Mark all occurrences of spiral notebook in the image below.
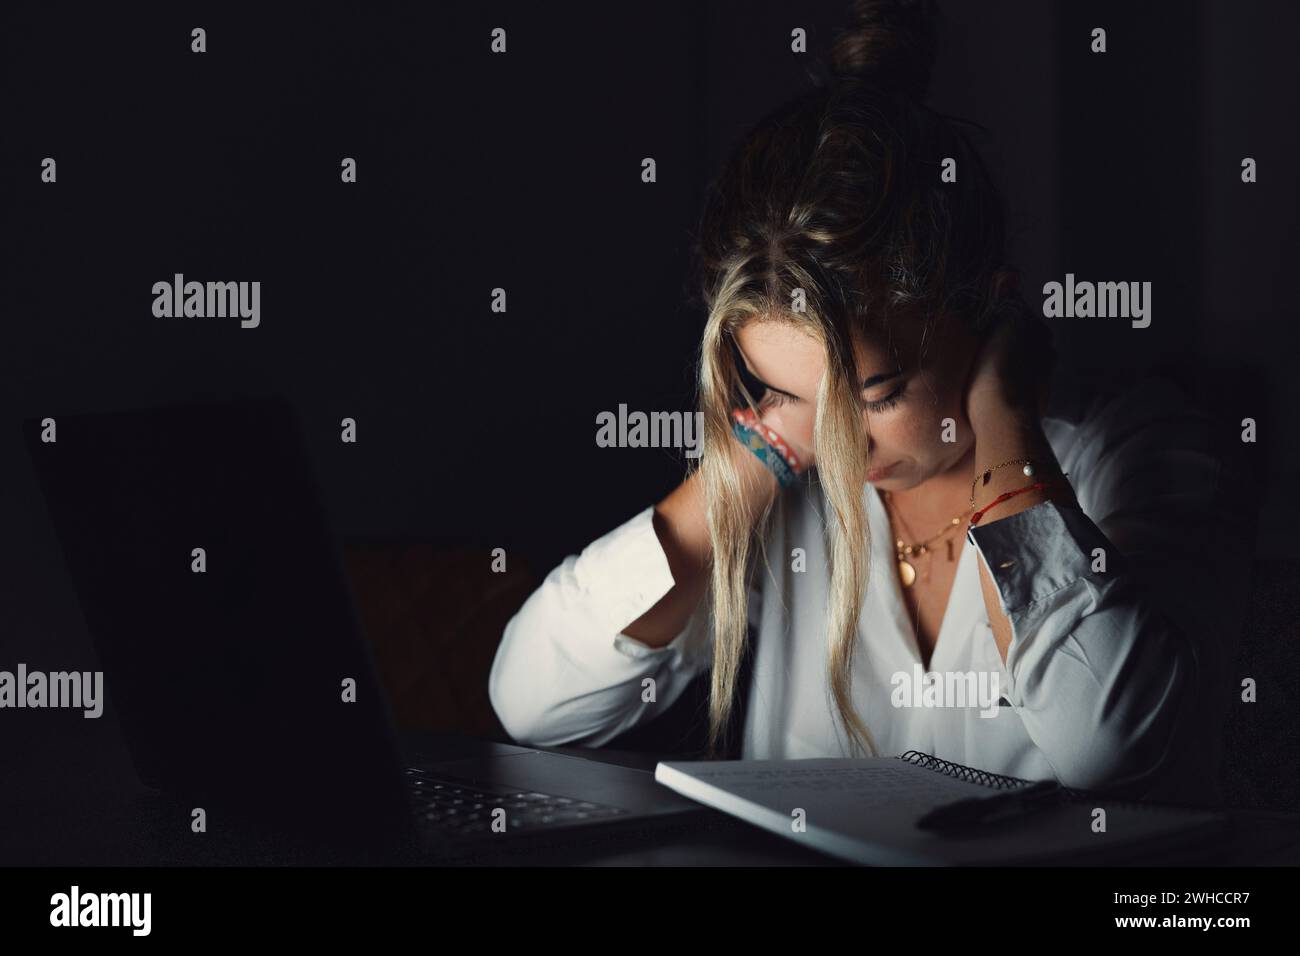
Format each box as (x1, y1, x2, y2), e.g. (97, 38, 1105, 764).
(653, 752, 1228, 866)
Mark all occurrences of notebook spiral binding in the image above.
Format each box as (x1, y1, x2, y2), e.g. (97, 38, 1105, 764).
(898, 750, 1029, 791)
(895, 751, 1206, 812)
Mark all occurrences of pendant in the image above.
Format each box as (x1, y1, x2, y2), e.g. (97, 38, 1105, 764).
(898, 559, 917, 587)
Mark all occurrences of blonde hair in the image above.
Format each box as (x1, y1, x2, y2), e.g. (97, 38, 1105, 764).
(687, 0, 1009, 758)
(697, 295, 877, 760)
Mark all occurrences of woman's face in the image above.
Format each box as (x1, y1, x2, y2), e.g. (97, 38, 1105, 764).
(732, 314, 979, 490)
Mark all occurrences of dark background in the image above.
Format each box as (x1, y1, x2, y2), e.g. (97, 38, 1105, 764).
(2, 0, 1298, 848)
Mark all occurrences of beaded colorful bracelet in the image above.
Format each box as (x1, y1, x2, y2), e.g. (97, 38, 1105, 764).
(732, 408, 803, 471)
(731, 408, 801, 488)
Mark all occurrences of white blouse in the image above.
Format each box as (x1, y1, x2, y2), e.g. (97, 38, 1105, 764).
(489, 364, 1254, 806)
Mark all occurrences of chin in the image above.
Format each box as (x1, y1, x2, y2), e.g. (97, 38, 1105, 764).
(866, 467, 910, 487)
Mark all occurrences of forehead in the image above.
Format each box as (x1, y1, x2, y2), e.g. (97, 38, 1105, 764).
(732, 322, 825, 387)
(734, 314, 935, 377)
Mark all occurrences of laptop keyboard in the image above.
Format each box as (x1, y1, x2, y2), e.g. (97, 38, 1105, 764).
(404, 767, 630, 836)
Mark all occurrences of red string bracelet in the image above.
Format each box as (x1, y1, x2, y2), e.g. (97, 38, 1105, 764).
(969, 480, 1066, 526)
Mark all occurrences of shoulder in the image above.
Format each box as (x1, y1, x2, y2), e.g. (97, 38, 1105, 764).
(1041, 362, 1253, 551)
(1044, 362, 1206, 453)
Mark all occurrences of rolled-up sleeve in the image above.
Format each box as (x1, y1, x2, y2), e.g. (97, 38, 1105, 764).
(488, 505, 711, 748)
(967, 382, 1254, 802)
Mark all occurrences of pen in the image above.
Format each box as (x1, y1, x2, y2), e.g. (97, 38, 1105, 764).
(915, 780, 1063, 832)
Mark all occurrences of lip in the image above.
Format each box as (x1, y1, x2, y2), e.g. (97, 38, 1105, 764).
(865, 461, 900, 482)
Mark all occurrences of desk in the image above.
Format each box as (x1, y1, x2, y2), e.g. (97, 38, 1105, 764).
(529, 739, 1300, 867)
(3, 731, 1299, 866)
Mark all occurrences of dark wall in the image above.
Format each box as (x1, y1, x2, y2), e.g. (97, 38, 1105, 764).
(2, 2, 1295, 776)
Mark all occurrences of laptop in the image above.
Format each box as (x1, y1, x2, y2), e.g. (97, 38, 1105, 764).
(21, 393, 711, 862)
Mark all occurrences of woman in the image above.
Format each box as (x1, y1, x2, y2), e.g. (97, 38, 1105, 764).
(489, 0, 1253, 806)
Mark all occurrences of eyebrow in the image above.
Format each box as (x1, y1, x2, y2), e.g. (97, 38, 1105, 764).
(750, 372, 803, 401)
(732, 344, 804, 401)
(731, 338, 901, 400)
(861, 370, 903, 390)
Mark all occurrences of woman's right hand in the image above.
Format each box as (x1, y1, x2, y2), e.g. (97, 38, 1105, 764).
(626, 397, 813, 648)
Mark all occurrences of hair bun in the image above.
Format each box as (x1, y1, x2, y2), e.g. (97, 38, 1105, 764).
(829, 0, 939, 101)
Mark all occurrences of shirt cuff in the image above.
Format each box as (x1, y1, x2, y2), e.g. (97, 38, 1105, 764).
(572, 504, 681, 650)
(966, 498, 1123, 617)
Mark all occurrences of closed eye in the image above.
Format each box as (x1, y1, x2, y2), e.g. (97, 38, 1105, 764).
(758, 389, 796, 410)
(864, 382, 907, 413)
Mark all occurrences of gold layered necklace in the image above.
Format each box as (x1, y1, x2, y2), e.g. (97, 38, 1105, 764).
(882, 490, 972, 588)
